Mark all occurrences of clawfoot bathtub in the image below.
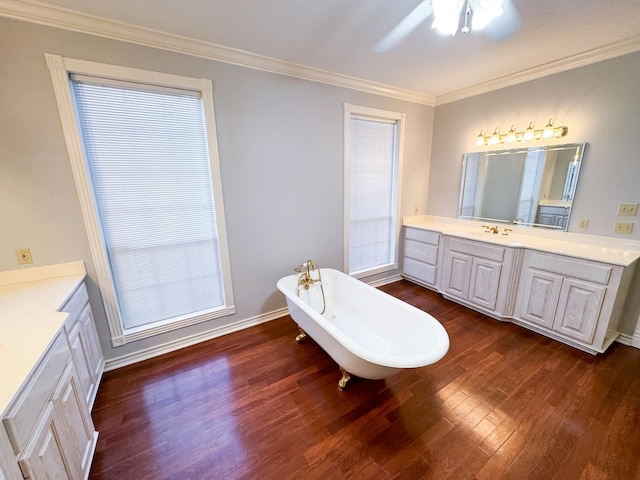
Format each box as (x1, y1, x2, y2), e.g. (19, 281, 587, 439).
(276, 268, 449, 390)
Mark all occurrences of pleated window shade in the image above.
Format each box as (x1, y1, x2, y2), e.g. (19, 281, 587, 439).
(72, 77, 225, 330)
(349, 117, 397, 274)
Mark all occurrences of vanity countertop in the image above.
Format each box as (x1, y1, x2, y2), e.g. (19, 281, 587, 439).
(404, 216, 640, 266)
(0, 262, 86, 415)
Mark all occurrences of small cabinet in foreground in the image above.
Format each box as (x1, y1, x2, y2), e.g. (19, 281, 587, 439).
(514, 250, 627, 352)
(403, 227, 441, 289)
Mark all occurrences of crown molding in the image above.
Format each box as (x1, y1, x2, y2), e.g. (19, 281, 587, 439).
(2, 0, 640, 108)
(0, 0, 436, 106)
(435, 34, 640, 106)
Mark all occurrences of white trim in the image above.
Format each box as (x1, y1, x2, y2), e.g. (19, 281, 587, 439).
(0, 0, 434, 106)
(104, 307, 289, 371)
(46, 53, 235, 347)
(343, 103, 406, 278)
(436, 34, 640, 105)
(367, 274, 404, 288)
(3, 1, 640, 106)
(616, 331, 640, 350)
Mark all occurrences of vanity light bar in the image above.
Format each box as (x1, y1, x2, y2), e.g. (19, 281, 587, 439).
(475, 119, 568, 146)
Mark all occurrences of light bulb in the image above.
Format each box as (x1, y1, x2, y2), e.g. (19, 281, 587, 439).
(475, 130, 486, 146)
(506, 125, 517, 143)
(543, 119, 554, 138)
(471, 0, 504, 30)
(432, 0, 465, 35)
(523, 122, 535, 141)
(489, 127, 500, 145)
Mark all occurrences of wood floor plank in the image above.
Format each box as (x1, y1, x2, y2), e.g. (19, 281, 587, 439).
(88, 280, 640, 479)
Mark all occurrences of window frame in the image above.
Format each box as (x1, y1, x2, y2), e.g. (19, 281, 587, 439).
(343, 103, 406, 279)
(46, 53, 235, 347)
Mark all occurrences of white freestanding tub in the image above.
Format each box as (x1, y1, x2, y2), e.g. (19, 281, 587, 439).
(276, 268, 449, 389)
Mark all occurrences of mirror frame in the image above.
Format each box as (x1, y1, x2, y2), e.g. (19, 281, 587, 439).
(458, 142, 586, 231)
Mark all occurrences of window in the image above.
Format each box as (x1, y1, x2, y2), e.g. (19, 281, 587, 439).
(344, 104, 405, 278)
(47, 54, 234, 346)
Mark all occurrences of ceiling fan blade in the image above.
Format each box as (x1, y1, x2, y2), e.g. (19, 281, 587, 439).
(485, 0, 521, 41)
(374, 0, 433, 52)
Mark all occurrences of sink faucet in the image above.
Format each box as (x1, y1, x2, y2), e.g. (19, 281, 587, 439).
(482, 225, 500, 234)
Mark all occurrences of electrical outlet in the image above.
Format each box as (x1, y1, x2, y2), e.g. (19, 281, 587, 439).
(578, 219, 589, 230)
(614, 221, 634, 234)
(16, 248, 33, 264)
(617, 202, 639, 216)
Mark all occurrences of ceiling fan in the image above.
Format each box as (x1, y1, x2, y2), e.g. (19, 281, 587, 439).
(374, 0, 521, 52)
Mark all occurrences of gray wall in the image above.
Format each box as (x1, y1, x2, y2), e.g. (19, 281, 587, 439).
(0, 17, 433, 361)
(428, 51, 640, 241)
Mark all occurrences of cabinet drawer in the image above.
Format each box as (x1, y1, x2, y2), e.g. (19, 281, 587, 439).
(405, 228, 440, 245)
(3, 333, 70, 454)
(448, 237, 505, 262)
(404, 258, 437, 285)
(405, 239, 438, 265)
(59, 282, 89, 327)
(526, 252, 611, 285)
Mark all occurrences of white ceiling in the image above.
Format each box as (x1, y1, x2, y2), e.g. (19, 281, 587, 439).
(6, 0, 640, 103)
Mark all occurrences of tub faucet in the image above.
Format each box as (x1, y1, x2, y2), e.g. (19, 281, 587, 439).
(294, 260, 326, 314)
(295, 260, 321, 290)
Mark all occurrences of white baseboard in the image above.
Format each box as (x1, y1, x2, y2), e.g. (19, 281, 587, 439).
(104, 307, 289, 371)
(368, 274, 403, 288)
(616, 331, 640, 349)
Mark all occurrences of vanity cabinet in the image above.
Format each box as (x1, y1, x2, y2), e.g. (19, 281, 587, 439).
(536, 205, 570, 229)
(2, 333, 97, 480)
(402, 227, 441, 289)
(0, 269, 102, 480)
(401, 221, 639, 354)
(61, 283, 104, 408)
(514, 251, 628, 351)
(441, 236, 518, 316)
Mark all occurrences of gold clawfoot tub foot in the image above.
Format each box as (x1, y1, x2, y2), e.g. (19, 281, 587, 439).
(338, 367, 352, 391)
(295, 327, 307, 343)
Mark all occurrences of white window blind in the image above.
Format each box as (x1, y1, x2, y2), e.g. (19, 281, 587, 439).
(348, 116, 398, 275)
(72, 78, 226, 330)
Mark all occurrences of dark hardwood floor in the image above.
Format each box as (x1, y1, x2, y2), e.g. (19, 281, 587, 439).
(88, 280, 640, 480)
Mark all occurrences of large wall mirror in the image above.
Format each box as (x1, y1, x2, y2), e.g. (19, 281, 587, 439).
(458, 143, 586, 231)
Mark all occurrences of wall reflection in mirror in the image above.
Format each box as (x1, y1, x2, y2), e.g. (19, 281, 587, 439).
(458, 143, 586, 231)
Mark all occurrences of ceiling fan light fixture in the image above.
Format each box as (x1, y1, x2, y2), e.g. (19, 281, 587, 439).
(432, 0, 465, 35)
(471, 0, 504, 30)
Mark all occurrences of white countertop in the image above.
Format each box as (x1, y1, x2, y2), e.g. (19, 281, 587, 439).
(404, 216, 640, 266)
(0, 262, 86, 415)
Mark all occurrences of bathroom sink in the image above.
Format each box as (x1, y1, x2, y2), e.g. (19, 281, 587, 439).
(462, 230, 524, 246)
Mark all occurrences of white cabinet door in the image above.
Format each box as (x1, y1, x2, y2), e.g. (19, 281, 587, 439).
(443, 252, 472, 300)
(468, 258, 502, 311)
(516, 267, 563, 329)
(76, 306, 104, 407)
(18, 363, 96, 480)
(18, 402, 71, 480)
(553, 279, 605, 343)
